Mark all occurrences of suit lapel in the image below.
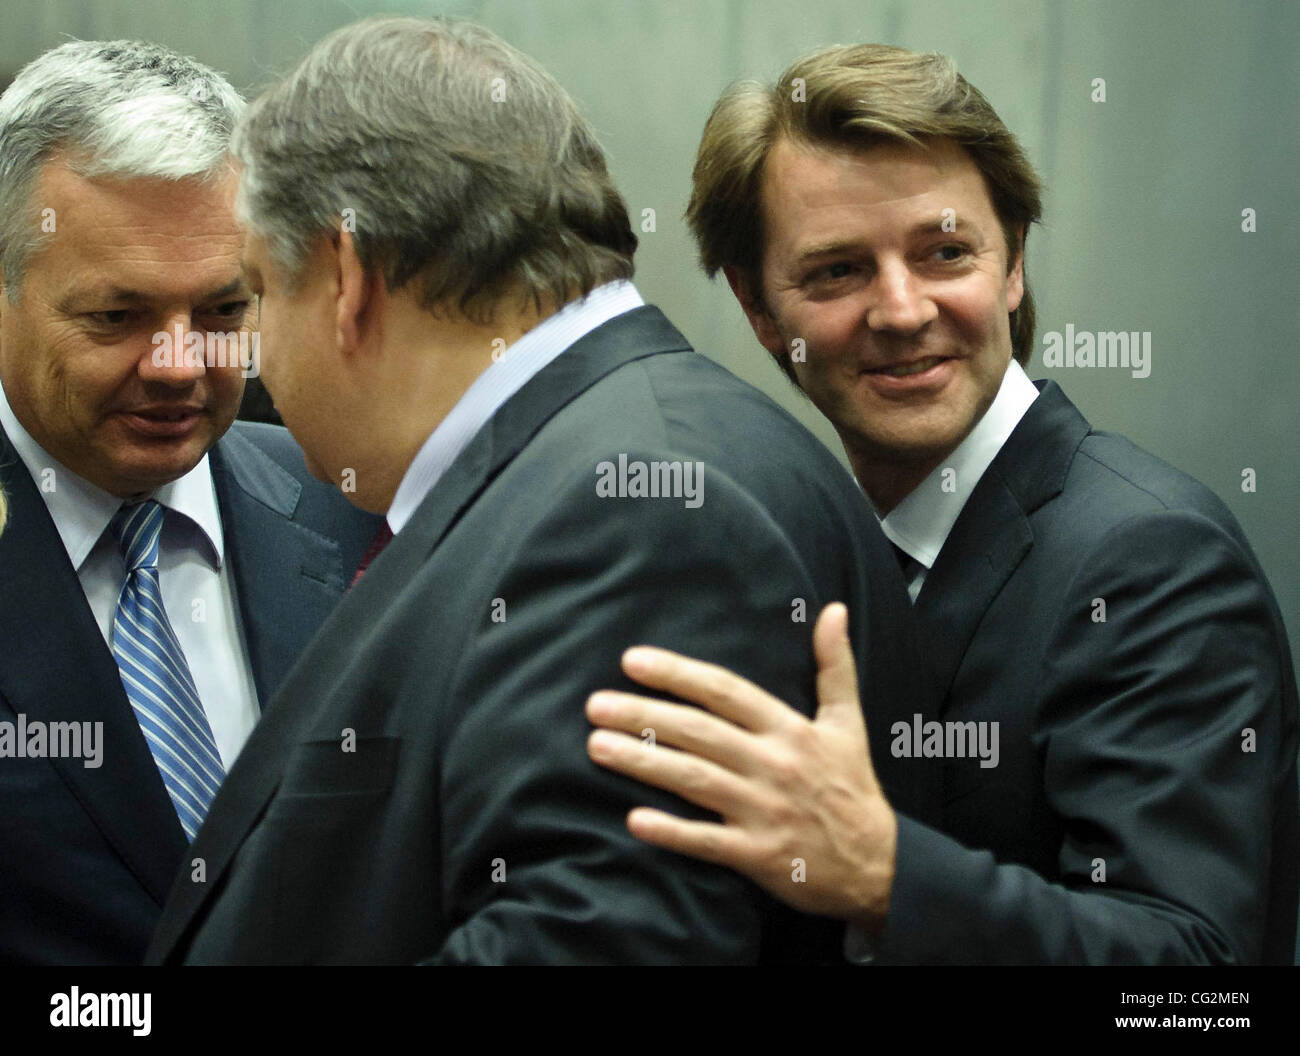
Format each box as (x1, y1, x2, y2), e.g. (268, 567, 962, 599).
(914, 476, 1032, 707)
(209, 426, 352, 705)
(914, 382, 1091, 707)
(0, 425, 186, 905)
(150, 304, 693, 959)
(383, 305, 691, 569)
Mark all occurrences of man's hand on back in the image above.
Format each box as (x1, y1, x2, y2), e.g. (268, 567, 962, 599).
(585, 602, 897, 934)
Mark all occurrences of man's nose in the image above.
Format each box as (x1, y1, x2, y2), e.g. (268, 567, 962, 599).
(140, 316, 206, 386)
(866, 259, 938, 334)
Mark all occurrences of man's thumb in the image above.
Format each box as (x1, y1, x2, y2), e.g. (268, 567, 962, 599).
(813, 602, 864, 731)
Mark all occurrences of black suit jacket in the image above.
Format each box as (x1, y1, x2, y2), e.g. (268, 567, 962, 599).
(0, 421, 379, 964)
(875, 381, 1298, 964)
(147, 305, 938, 964)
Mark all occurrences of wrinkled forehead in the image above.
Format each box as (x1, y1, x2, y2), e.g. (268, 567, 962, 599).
(35, 155, 242, 241)
(28, 158, 246, 299)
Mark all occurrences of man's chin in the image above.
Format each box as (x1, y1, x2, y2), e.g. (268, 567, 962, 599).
(100, 464, 203, 498)
(858, 401, 981, 458)
(844, 421, 968, 471)
(95, 437, 216, 497)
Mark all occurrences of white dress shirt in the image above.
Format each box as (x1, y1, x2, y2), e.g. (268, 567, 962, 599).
(386, 280, 646, 534)
(0, 382, 260, 768)
(877, 359, 1040, 602)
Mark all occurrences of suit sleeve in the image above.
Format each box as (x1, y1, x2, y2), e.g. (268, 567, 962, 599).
(425, 457, 840, 964)
(877, 508, 1294, 964)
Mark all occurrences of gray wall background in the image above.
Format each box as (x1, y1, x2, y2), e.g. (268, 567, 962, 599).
(4, 0, 1296, 663)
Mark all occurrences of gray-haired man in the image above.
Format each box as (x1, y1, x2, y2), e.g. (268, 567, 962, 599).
(145, 16, 934, 965)
(0, 40, 378, 964)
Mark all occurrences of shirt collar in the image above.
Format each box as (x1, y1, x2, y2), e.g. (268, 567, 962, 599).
(879, 358, 1039, 569)
(0, 378, 224, 569)
(386, 280, 645, 535)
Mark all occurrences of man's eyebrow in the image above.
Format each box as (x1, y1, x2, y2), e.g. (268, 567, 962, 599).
(794, 218, 980, 263)
(198, 278, 252, 302)
(60, 278, 251, 309)
(906, 216, 978, 238)
(59, 285, 151, 308)
(794, 239, 866, 264)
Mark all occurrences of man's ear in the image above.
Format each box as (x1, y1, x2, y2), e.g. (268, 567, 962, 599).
(1005, 225, 1025, 314)
(723, 264, 785, 361)
(335, 227, 379, 356)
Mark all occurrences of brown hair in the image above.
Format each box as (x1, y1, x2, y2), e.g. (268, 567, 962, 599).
(687, 43, 1043, 378)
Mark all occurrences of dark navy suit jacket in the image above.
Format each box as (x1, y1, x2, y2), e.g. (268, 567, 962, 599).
(876, 382, 1298, 964)
(0, 420, 379, 964)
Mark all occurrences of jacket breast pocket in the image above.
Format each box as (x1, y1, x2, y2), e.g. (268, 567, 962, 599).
(941, 752, 996, 804)
(260, 736, 401, 962)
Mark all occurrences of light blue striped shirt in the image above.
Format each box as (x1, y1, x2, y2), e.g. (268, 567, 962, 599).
(386, 280, 645, 534)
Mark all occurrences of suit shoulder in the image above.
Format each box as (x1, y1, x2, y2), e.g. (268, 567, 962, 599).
(621, 349, 865, 506)
(217, 421, 379, 543)
(638, 347, 814, 432)
(1021, 427, 1273, 606)
(535, 348, 883, 557)
(1066, 429, 1241, 534)
(510, 344, 887, 575)
(224, 420, 311, 480)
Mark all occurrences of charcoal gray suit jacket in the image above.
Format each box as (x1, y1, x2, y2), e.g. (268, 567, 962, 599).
(146, 305, 938, 964)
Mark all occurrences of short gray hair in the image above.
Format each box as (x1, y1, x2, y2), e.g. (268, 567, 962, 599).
(0, 39, 244, 302)
(233, 16, 637, 322)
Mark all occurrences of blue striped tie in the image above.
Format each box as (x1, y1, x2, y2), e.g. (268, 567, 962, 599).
(109, 500, 225, 840)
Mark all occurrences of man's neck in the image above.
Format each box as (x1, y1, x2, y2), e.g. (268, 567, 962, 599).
(849, 448, 951, 516)
(349, 290, 565, 512)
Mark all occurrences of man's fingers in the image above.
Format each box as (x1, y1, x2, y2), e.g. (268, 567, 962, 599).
(812, 602, 866, 736)
(586, 690, 762, 777)
(624, 807, 755, 871)
(587, 728, 755, 818)
(619, 647, 786, 733)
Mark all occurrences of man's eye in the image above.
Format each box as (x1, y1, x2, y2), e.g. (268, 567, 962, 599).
(812, 262, 855, 282)
(202, 300, 252, 324)
(86, 310, 134, 327)
(932, 244, 968, 263)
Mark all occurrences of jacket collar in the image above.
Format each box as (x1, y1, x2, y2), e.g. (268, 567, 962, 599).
(208, 424, 358, 704)
(913, 381, 1092, 704)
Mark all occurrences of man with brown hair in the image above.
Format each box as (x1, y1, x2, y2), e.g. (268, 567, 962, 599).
(587, 43, 1298, 964)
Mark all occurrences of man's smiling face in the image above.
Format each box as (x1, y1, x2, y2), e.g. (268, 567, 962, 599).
(0, 158, 252, 497)
(738, 136, 1023, 481)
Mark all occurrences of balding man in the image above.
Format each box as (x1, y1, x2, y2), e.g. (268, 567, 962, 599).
(145, 17, 934, 965)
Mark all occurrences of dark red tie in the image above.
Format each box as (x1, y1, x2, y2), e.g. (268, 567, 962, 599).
(351, 522, 394, 587)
